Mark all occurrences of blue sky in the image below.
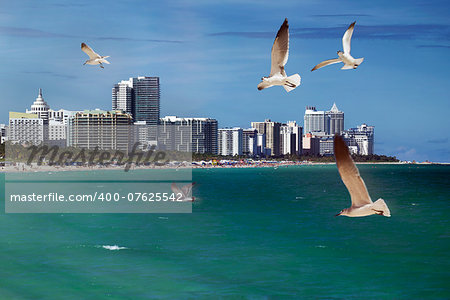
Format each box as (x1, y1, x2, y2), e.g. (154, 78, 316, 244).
(0, 0, 449, 162)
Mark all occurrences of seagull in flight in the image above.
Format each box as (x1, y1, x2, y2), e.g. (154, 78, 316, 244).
(257, 18, 301, 92)
(334, 135, 390, 217)
(171, 182, 196, 202)
(311, 22, 364, 71)
(81, 43, 110, 69)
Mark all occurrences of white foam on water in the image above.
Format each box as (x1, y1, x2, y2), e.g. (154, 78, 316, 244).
(315, 245, 327, 248)
(100, 245, 128, 251)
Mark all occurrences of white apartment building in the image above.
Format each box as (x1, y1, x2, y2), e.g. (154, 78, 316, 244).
(218, 128, 243, 156)
(281, 121, 303, 155)
(9, 112, 45, 145)
(343, 124, 374, 155)
(112, 79, 133, 115)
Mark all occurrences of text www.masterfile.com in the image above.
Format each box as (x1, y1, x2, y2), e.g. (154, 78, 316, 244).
(9, 192, 184, 202)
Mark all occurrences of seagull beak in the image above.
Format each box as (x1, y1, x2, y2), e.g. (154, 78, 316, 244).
(335, 212, 341, 217)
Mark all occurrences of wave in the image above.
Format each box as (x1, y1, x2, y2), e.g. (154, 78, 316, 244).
(99, 245, 128, 251)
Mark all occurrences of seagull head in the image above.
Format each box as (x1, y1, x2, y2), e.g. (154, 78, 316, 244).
(335, 209, 347, 216)
(261, 76, 268, 81)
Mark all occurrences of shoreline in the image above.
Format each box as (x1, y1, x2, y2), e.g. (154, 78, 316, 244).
(1, 161, 447, 173)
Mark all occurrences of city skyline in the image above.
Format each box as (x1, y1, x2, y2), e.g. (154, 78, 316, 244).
(0, 85, 411, 159)
(0, 0, 449, 162)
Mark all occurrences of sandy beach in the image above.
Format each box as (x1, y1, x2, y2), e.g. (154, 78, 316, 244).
(0, 160, 436, 173)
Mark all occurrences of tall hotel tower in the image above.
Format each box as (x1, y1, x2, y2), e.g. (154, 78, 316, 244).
(327, 103, 344, 135)
(112, 76, 160, 125)
(304, 103, 344, 135)
(304, 106, 329, 135)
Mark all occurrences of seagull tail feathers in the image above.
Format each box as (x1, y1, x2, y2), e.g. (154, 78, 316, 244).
(354, 57, 364, 66)
(373, 198, 391, 217)
(283, 74, 301, 92)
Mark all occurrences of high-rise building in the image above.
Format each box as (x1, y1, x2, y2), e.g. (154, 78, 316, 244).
(319, 136, 334, 156)
(304, 104, 344, 135)
(343, 124, 374, 155)
(304, 106, 329, 135)
(242, 128, 258, 156)
(256, 133, 269, 156)
(112, 80, 133, 115)
(218, 128, 243, 156)
(132, 77, 160, 125)
(159, 116, 218, 154)
(280, 125, 296, 155)
(302, 133, 320, 156)
(282, 121, 303, 155)
(48, 119, 67, 147)
(251, 119, 281, 156)
(68, 110, 133, 152)
(112, 76, 160, 125)
(9, 112, 45, 145)
(327, 103, 344, 135)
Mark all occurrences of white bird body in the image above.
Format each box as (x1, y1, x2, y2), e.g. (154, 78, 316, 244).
(257, 18, 301, 92)
(338, 199, 390, 217)
(81, 43, 110, 68)
(311, 22, 364, 71)
(258, 73, 301, 92)
(171, 182, 196, 202)
(334, 135, 391, 217)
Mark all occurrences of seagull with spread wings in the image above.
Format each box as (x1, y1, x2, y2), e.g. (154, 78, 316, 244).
(171, 182, 196, 202)
(334, 135, 390, 217)
(257, 18, 301, 92)
(311, 22, 364, 71)
(81, 43, 110, 69)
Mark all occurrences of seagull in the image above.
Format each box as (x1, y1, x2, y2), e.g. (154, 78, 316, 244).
(81, 43, 110, 69)
(257, 18, 301, 92)
(311, 22, 364, 71)
(334, 135, 391, 217)
(171, 182, 196, 202)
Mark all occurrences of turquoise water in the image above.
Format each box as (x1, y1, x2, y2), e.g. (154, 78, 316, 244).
(0, 165, 449, 299)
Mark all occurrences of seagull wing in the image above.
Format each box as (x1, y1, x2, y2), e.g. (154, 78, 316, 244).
(342, 22, 355, 54)
(270, 18, 289, 77)
(334, 135, 372, 207)
(311, 58, 341, 71)
(171, 182, 184, 198)
(81, 43, 100, 59)
(181, 182, 195, 198)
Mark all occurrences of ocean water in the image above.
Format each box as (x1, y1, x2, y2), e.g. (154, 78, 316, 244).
(0, 165, 449, 299)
